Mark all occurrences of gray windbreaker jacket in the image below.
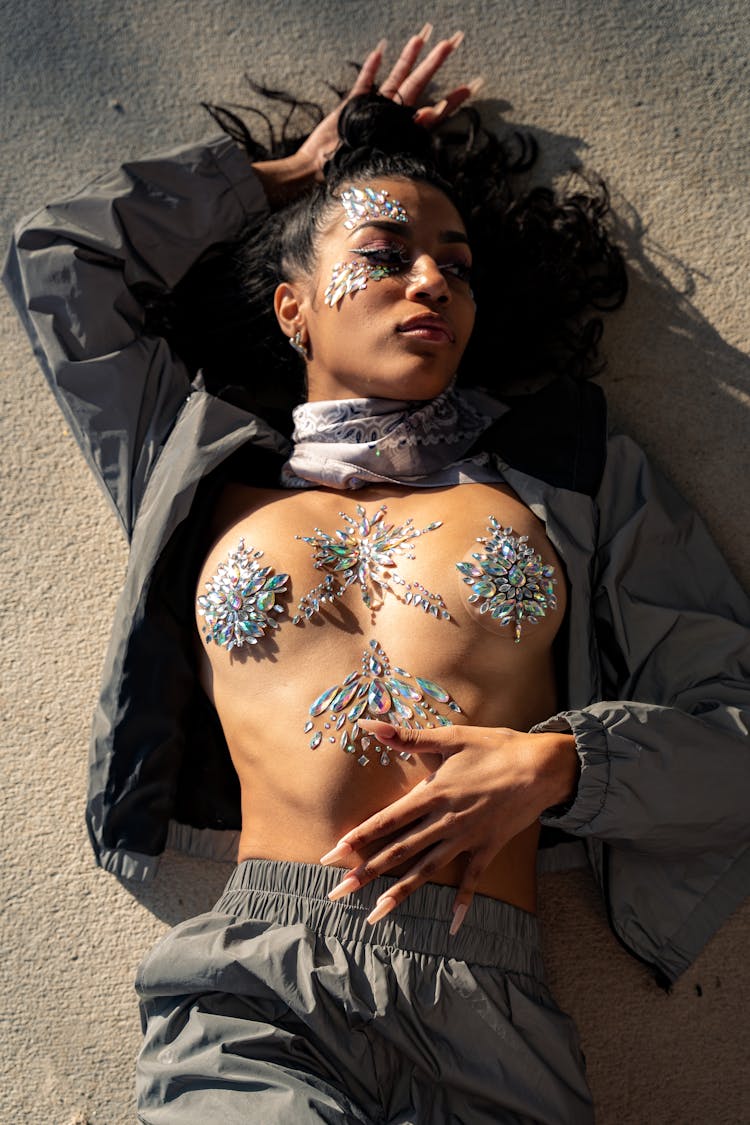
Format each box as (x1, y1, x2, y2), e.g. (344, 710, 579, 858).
(4, 135, 749, 985)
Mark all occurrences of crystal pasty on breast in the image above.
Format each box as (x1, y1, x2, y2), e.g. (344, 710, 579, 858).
(457, 518, 558, 642)
(197, 539, 289, 650)
(197, 516, 556, 765)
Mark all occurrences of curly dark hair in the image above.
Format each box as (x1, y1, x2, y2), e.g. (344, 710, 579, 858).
(142, 82, 627, 431)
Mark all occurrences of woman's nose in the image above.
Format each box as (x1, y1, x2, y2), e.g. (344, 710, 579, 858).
(404, 254, 451, 304)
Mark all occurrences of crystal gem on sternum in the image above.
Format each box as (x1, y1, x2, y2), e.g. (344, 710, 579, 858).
(293, 504, 450, 623)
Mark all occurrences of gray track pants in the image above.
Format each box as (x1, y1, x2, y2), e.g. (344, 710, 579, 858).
(135, 859, 593, 1124)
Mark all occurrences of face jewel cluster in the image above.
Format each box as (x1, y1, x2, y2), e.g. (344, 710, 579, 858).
(293, 504, 449, 623)
(304, 639, 462, 767)
(324, 259, 398, 308)
(197, 539, 289, 650)
(457, 519, 557, 643)
(340, 185, 409, 230)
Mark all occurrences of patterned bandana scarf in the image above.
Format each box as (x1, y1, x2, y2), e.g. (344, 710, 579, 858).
(280, 385, 507, 490)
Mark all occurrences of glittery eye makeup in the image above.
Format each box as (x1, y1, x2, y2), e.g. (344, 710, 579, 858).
(323, 259, 400, 308)
(323, 243, 473, 308)
(354, 239, 472, 281)
(325, 183, 474, 306)
(355, 244, 412, 270)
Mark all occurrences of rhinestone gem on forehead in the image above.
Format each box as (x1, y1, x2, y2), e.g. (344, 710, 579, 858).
(340, 185, 409, 230)
(293, 504, 449, 623)
(197, 539, 289, 650)
(456, 519, 558, 643)
(305, 639, 462, 767)
(323, 259, 398, 308)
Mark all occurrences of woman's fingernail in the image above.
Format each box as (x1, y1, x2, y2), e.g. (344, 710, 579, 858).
(358, 721, 397, 741)
(450, 903, 468, 936)
(418, 22, 434, 42)
(374, 38, 388, 55)
(366, 895, 397, 925)
(466, 76, 485, 97)
(433, 99, 448, 118)
(320, 840, 354, 866)
(448, 30, 465, 49)
(327, 874, 362, 902)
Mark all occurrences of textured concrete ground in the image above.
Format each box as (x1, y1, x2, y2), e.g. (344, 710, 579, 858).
(1, 1, 748, 1122)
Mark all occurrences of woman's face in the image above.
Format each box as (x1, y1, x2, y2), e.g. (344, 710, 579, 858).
(279, 177, 476, 402)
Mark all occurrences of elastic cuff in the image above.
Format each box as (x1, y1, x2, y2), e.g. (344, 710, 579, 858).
(165, 821, 240, 864)
(97, 846, 162, 883)
(96, 824, 240, 883)
(536, 709, 612, 834)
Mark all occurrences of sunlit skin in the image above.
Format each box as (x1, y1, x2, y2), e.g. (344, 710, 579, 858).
(194, 174, 578, 931)
(194, 28, 581, 929)
(197, 482, 570, 921)
(274, 177, 477, 403)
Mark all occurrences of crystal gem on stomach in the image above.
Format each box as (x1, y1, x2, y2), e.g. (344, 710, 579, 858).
(303, 639, 462, 767)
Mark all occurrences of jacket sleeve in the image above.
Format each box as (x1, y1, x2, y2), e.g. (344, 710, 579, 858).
(2, 136, 269, 537)
(538, 432, 750, 856)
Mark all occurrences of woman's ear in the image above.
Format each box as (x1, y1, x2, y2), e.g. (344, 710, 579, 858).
(274, 280, 311, 361)
(274, 282, 304, 339)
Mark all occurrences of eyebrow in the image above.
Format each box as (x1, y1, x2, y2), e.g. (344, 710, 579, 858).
(347, 219, 470, 246)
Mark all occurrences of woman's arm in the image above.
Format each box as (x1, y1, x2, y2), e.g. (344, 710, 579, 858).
(2, 136, 269, 538)
(3, 28, 473, 538)
(320, 435, 750, 936)
(252, 28, 474, 205)
(536, 433, 750, 851)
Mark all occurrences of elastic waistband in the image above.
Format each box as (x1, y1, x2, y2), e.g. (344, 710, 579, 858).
(216, 859, 544, 978)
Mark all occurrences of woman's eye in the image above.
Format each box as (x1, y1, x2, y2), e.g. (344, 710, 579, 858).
(352, 245, 473, 284)
(441, 261, 473, 283)
(354, 244, 411, 270)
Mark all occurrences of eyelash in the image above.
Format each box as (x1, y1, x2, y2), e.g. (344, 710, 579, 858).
(354, 244, 473, 284)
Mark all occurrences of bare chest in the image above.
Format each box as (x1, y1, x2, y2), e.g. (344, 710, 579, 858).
(197, 482, 566, 694)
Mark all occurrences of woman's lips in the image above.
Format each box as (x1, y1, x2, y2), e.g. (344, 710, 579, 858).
(396, 318, 454, 343)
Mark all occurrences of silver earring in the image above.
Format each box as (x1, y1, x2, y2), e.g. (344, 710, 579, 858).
(289, 330, 309, 360)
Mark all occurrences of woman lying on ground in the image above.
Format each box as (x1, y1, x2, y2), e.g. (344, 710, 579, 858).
(5, 27, 749, 1125)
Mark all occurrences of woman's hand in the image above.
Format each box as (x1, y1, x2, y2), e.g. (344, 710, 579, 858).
(253, 26, 478, 205)
(319, 721, 579, 933)
(296, 26, 475, 176)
